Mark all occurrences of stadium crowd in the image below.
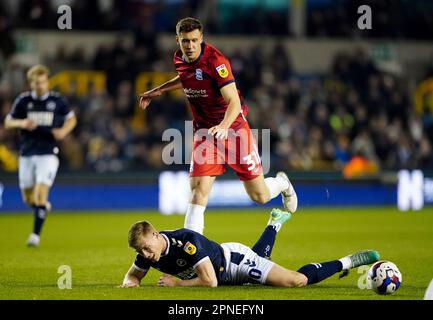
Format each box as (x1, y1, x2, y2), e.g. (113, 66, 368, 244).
(1, 0, 433, 39)
(1, 37, 432, 175)
(1, 0, 433, 175)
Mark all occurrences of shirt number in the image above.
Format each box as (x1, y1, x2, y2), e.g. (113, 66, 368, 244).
(242, 150, 261, 171)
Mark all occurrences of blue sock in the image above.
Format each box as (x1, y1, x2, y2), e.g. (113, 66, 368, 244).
(251, 226, 277, 258)
(33, 206, 47, 235)
(297, 260, 343, 285)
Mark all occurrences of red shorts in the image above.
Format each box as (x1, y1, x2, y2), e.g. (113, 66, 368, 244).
(189, 122, 263, 181)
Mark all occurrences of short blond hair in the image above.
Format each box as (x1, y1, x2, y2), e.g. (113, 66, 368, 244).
(128, 221, 155, 250)
(27, 64, 50, 82)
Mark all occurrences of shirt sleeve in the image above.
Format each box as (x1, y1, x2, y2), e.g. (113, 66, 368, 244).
(209, 52, 236, 89)
(8, 96, 26, 119)
(133, 254, 151, 272)
(182, 233, 211, 268)
(57, 96, 74, 118)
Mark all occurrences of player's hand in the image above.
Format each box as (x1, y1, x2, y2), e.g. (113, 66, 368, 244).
(118, 282, 139, 288)
(51, 128, 67, 140)
(139, 89, 162, 110)
(22, 119, 37, 131)
(157, 274, 178, 287)
(208, 124, 229, 140)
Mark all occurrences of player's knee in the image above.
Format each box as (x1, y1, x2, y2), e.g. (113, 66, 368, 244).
(294, 273, 308, 287)
(284, 273, 308, 288)
(249, 192, 269, 205)
(21, 193, 34, 207)
(191, 186, 210, 203)
(33, 194, 48, 207)
(33, 195, 44, 206)
(34, 200, 47, 207)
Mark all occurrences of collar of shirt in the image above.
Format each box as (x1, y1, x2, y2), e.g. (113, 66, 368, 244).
(31, 91, 50, 101)
(161, 233, 170, 257)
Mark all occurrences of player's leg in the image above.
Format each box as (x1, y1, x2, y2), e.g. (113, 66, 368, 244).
(185, 134, 224, 234)
(296, 250, 380, 285)
(265, 263, 308, 287)
(21, 185, 52, 211)
(30, 183, 50, 243)
(266, 250, 381, 287)
(230, 123, 297, 212)
(19, 156, 36, 206)
(18, 156, 40, 246)
(184, 175, 216, 234)
(243, 174, 297, 212)
(33, 183, 51, 207)
(27, 155, 59, 246)
(21, 187, 35, 207)
(251, 208, 291, 259)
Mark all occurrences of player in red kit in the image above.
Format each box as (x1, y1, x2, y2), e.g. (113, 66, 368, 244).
(139, 18, 297, 234)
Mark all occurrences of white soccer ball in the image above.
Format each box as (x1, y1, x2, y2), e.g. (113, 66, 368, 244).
(367, 261, 402, 295)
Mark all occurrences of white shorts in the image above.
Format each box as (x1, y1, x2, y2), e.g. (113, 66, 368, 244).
(19, 155, 59, 189)
(220, 242, 275, 285)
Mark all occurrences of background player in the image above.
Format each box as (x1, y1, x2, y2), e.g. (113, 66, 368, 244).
(120, 208, 380, 288)
(4, 64, 77, 247)
(139, 17, 297, 235)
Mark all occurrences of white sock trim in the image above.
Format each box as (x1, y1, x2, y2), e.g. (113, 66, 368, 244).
(184, 203, 206, 234)
(339, 257, 352, 270)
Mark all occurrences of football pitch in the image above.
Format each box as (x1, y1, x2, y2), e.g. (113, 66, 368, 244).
(0, 207, 432, 300)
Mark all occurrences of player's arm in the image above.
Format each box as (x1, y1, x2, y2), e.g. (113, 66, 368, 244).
(139, 75, 182, 110)
(52, 113, 77, 141)
(4, 97, 37, 131)
(4, 115, 37, 131)
(208, 82, 241, 140)
(157, 258, 218, 287)
(119, 264, 148, 288)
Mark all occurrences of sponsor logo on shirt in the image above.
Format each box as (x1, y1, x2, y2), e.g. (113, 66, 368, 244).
(184, 242, 197, 255)
(216, 64, 229, 78)
(28, 111, 54, 126)
(195, 69, 203, 80)
(176, 259, 187, 267)
(177, 267, 197, 280)
(183, 88, 208, 98)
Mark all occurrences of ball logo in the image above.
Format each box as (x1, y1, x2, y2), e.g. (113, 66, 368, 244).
(176, 259, 187, 267)
(183, 242, 197, 255)
(216, 64, 229, 78)
(195, 69, 203, 80)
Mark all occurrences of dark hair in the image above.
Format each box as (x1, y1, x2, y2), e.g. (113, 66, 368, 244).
(128, 220, 154, 250)
(176, 17, 203, 35)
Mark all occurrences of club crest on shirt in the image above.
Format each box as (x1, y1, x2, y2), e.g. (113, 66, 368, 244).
(183, 242, 197, 255)
(195, 68, 203, 80)
(47, 101, 56, 111)
(216, 64, 229, 78)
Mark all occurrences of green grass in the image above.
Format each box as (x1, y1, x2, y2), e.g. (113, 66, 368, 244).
(1, 207, 432, 300)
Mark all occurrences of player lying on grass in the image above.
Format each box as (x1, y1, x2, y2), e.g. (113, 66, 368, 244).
(120, 209, 380, 288)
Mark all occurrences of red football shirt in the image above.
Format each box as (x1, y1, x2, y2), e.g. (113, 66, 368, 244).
(173, 42, 248, 130)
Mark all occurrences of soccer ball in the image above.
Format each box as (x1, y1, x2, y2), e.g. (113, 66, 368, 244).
(367, 261, 402, 295)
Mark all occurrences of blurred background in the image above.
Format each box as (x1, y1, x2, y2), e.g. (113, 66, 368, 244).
(0, 0, 433, 212)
